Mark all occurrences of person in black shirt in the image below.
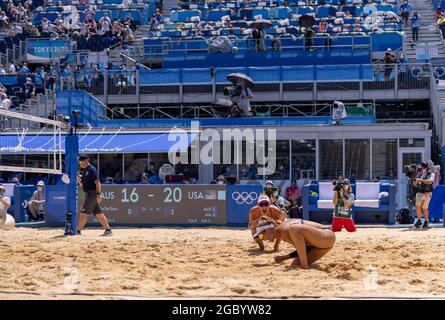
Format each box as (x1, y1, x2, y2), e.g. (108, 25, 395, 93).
(77, 155, 112, 236)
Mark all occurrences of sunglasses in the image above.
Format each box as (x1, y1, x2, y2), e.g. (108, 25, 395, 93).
(259, 202, 269, 207)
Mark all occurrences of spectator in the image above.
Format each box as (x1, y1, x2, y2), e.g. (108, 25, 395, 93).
(140, 173, 149, 184)
(270, 186, 290, 211)
(304, 26, 314, 51)
(372, 176, 380, 182)
(383, 48, 396, 81)
(0, 64, 5, 75)
(285, 180, 301, 206)
(0, 93, 10, 131)
(146, 162, 157, 177)
(27, 180, 46, 221)
(252, 26, 265, 52)
(0, 11, 9, 29)
(400, 0, 413, 27)
(216, 175, 226, 185)
(149, 7, 164, 33)
(318, 19, 328, 33)
(7, 61, 16, 74)
(344, 10, 353, 18)
(123, 14, 134, 30)
(411, 12, 420, 42)
(11, 175, 22, 185)
(22, 77, 36, 99)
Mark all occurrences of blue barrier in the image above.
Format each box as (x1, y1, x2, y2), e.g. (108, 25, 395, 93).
(139, 64, 377, 86)
(428, 185, 445, 220)
(14, 186, 35, 223)
(45, 185, 66, 223)
(56, 90, 106, 126)
(226, 185, 263, 224)
(94, 116, 376, 128)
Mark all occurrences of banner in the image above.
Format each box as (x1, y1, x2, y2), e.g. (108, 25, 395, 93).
(226, 184, 263, 224)
(78, 185, 227, 225)
(26, 40, 71, 63)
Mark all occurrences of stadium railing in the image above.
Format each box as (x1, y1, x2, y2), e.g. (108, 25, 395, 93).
(72, 63, 434, 98)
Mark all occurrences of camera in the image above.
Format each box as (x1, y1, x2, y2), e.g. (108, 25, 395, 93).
(332, 180, 343, 192)
(223, 85, 243, 98)
(263, 185, 278, 197)
(404, 164, 418, 179)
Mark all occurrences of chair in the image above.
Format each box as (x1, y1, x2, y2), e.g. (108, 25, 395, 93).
(354, 182, 380, 208)
(317, 182, 335, 209)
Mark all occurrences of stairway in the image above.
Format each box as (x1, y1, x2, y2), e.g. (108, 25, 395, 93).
(403, 0, 445, 60)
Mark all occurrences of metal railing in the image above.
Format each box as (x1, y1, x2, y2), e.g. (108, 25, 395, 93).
(142, 35, 372, 58)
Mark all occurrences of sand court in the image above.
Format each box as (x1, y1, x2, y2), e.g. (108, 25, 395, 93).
(0, 227, 445, 299)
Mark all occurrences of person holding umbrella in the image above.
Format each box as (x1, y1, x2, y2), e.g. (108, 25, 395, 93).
(251, 19, 272, 52)
(227, 73, 255, 117)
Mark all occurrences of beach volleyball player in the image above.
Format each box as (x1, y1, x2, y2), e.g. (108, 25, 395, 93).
(253, 217, 336, 268)
(248, 194, 286, 251)
(77, 155, 112, 236)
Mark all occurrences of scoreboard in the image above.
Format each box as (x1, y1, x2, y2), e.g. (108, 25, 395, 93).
(79, 185, 227, 225)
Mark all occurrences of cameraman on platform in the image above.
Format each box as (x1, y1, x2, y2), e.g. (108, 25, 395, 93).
(226, 81, 253, 117)
(413, 161, 434, 229)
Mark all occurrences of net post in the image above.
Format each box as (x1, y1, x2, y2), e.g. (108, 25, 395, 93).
(65, 126, 79, 236)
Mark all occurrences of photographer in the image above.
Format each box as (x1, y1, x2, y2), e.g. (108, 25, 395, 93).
(413, 161, 434, 229)
(231, 85, 253, 117)
(332, 179, 356, 232)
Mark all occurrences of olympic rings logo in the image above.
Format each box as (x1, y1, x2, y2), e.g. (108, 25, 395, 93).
(232, 192, 258, 205)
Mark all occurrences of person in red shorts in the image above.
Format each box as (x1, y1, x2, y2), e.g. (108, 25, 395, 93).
(332, 179, 356, 232)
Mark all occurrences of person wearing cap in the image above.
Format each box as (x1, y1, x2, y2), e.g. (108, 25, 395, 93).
(383, 48, 396, 81)
(332, 179, 356, 232)
(248, 194, 286, 251)
(22, 77, 35, 99)
(253, 216, 336, 268)
(413, 161, 435, 228)
(27, 180, 46, 221)
(0, 184, 11, 227)
(263, 180, 274, 198)
(78, 155, 112, 236)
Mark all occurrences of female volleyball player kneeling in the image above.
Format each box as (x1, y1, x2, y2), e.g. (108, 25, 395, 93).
(253, 217, 336, 268)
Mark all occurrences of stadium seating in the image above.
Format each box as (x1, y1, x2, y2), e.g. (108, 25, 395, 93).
(141, 0, 403, 67)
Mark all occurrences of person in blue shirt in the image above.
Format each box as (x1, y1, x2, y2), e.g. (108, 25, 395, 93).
(400, 1, 413, 27)
(77, 155, 112, 236)
(411, 12, 420, 42)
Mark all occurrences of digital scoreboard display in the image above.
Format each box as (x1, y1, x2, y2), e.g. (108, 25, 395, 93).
(79, 185, 227, 225)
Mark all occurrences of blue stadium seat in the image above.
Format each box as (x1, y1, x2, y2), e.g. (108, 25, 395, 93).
(206, 9, 232, 21)
(252, 8, 271, 19)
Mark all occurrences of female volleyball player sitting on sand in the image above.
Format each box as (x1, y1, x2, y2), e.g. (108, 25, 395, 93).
(253, 217, 336, 268)
(248, 194, 286, 251)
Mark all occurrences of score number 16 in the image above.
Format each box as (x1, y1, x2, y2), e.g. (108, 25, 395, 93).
(121, 187, 139, 203)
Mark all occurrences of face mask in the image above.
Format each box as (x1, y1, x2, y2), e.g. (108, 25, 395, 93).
(217, 181, 224, 185)
(38, 187, 43, 191)
(273, 191, 278, 196)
